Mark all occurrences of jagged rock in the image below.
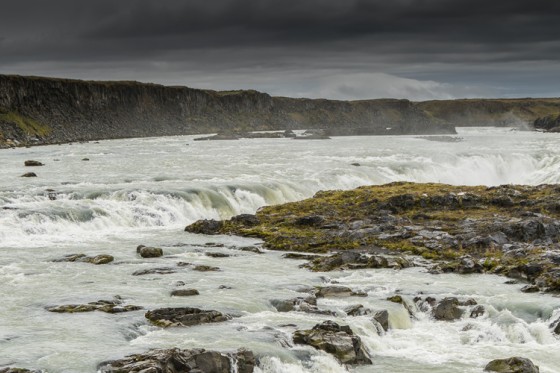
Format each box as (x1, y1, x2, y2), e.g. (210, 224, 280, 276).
(193, 265, 220, 271)
(315, 285, 366, 298)
(98, 348, 255, 373)
(53, 253, 114, 265)
(171, 289, 199, 297)
(24, 160, 43, 166)
(21, 172, 37, 177)
(185, 219, 223, 234)
(47, 298, 142, 314)
(550, 315, 560, 335)
(137, 245, 163, 258)
(344, 304, 372, 316)
(433, 297, 464, 321)
(132, 267, 176, 276)
(293, 321, 372, 365)
(520, 285, 540, 293)
(145, 307, 230, 327)
(373, 310, 390, 331)
(484, 357, 539, 372)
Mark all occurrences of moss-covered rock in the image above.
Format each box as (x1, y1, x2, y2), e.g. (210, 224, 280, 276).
(185, 182, 560, 292)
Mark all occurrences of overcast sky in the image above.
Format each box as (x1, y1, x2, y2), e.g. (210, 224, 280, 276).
(1, 0, 559, 100)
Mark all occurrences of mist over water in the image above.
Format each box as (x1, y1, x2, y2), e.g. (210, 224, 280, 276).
(1, 128, 560, 372)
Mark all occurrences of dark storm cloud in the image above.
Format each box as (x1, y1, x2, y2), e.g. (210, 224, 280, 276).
(0, 0, 559, 99)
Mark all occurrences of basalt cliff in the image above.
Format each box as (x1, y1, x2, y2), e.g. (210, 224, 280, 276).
(1, 74, 559, 147)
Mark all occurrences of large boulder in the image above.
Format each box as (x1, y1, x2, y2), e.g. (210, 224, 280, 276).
(293, 320, 372, 365)
(433, 297, 464, 321)
(484, 357, 539, 373)
(137, 245, 163, 258)
(98, 348, 255, 373)
(145, 307, 230, 327)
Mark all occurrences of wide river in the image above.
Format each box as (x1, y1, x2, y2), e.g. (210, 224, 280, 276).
(1, 128, 559, 372)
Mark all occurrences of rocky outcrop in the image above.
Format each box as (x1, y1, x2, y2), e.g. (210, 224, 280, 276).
(534, 114, 560, 132)
(189, 182, 560, 293)
(484, 357, 539, 373)
(98, 348, 255, 373)
(0, 74, 454, 147)
(293, 321, 372, 365)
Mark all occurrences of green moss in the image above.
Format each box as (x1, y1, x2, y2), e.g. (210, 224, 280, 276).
(0, 110, 51, 137)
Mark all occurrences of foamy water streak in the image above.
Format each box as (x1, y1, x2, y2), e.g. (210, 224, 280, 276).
(1, 128, 560, 372)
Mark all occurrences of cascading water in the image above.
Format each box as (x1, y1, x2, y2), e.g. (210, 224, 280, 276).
(1, 128, 559, 372)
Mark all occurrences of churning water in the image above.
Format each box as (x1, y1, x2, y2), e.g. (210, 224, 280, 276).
(1, 128, 559, 372)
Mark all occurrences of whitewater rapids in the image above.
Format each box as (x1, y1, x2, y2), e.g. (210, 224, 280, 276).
(0, 127, 559, 372)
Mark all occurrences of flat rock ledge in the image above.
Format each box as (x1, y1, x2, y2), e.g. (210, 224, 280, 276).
(293, 320, 372, 365)
(484, 356, 539, 373)
(47, 298, 142, 314)
(98, 348, 255, 373)
(145, 307, 231, 327)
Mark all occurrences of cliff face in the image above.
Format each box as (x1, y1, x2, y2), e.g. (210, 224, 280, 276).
(418, 98, 560, 128)
(0, 75, 453, 147)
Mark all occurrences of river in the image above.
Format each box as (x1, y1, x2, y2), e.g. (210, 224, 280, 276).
(1, 128, 559, 372)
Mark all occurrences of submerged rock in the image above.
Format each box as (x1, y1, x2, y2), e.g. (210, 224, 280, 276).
(98, 348, 255, 373)
(132, 267, 177, 276)
(53, 253, 114, 265)
(293, 320, 372, 365)
(484, 356, 540, 373)
(145, 307, 230, 327)
(21, 172, 37, 177)
(193, 265, 220, 272)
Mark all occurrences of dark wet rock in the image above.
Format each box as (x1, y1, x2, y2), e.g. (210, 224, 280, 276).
(433, 297, 464, 321)
(53, 253, 114, 265)
(373, 310, 390, 332)
(145, 307, 230, 327)
(520, 285, 540, 293)
(185, 219, 223, 234)
(82, 158, 89, 161)
(470, 305, 485, 318)
(171, 289, 199, 297)
(132, 267, 177, 276)
(205, 252, 230, 258)
(21, 172, 37, 177)
(484, 357, 540, 373)
(293, 320, 372, 365)
(193, 265, 220, 272)
(315, 285, 366, 298)
(344, 304, 372, 316)
(351, 162, 361, 166)
(270, 296, 332, 315)
(24, 160, 43, 166)
(0, 369, 44, 373)
(230, 213, 259, 227)
(47, 298, 142, 314)
(98, 348, 255, 373)
(218, 285, 233, 289)
(137, 245, 163, 258)
(550, 316, 560, 335)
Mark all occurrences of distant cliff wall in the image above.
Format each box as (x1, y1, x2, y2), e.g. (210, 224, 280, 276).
(418, 98, 560, 128)
(0, 75, 453, 147)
